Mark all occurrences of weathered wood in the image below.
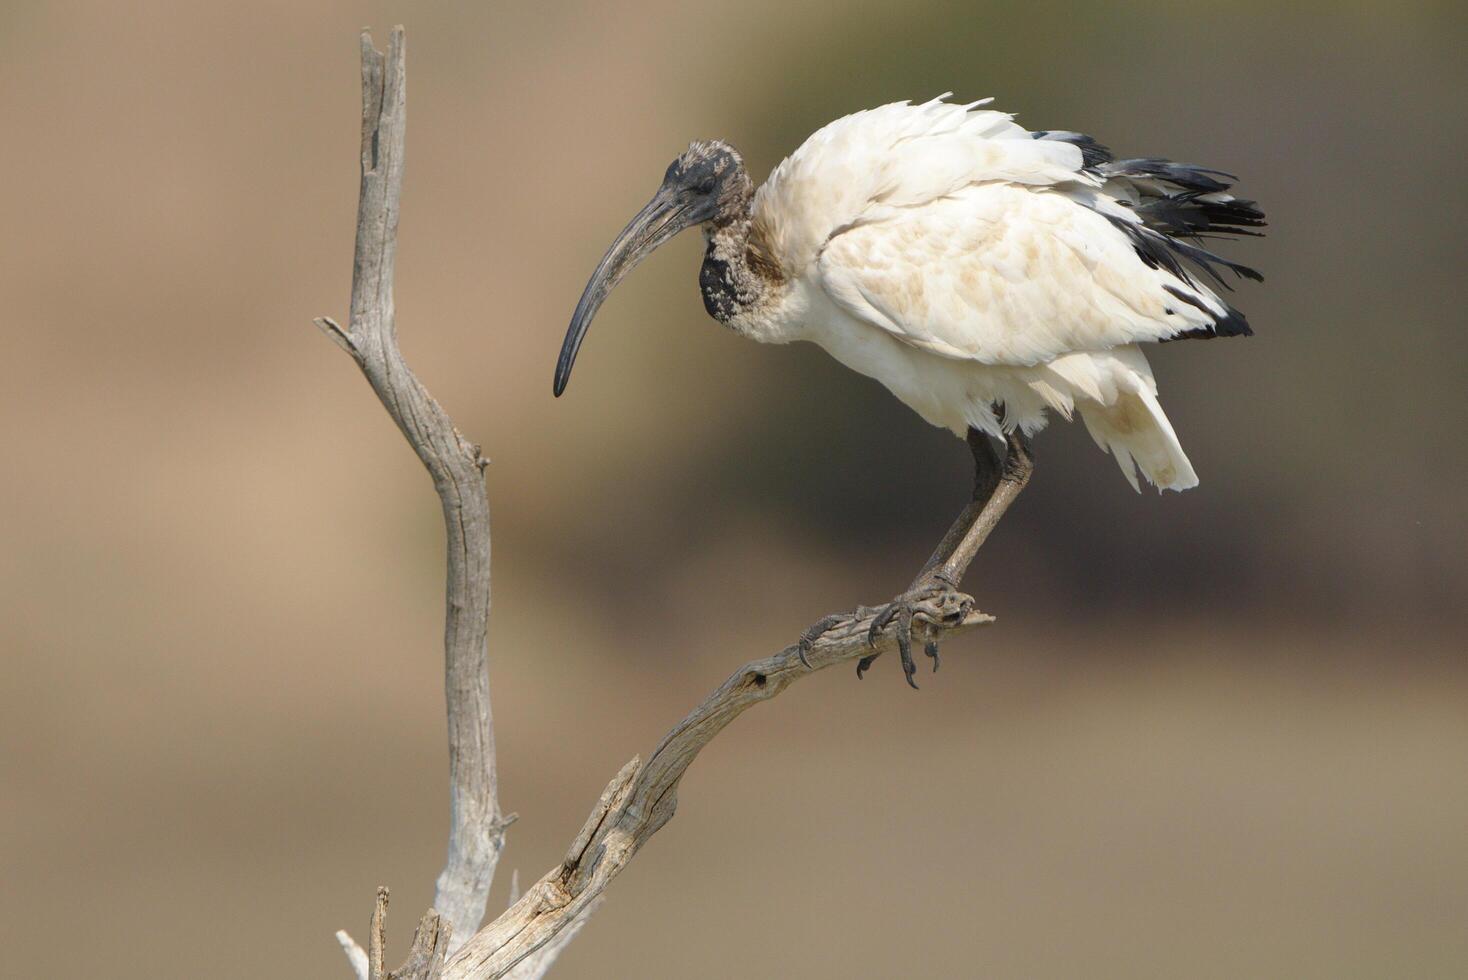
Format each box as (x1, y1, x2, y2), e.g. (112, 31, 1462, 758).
(337, 929, 370, 980)
(318, 26, 508, 959)
(369, 887, 389, 980)
(442, 597, 991, 979)
(390, 910, 452, 980)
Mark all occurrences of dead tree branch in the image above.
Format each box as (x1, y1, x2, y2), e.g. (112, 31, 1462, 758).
(317, 26, 992, 980)
(316, 26, 510, 965)
(442, 598, 990, 979)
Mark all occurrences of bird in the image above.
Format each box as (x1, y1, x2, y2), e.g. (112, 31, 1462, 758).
(555, 96, 1265, 688)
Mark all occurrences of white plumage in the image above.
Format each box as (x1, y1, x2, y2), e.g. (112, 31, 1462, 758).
(729, 96, 1261, 490)
(558, 95, 1265, 684)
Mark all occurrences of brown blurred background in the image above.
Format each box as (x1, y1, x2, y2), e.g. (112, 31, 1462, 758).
(3, 1, 1465, 976)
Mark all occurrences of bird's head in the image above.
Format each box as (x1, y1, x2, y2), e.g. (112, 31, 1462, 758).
(555, 140, 748, 397)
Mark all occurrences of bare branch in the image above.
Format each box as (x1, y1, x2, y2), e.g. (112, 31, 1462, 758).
(443, 597, 991, 979)
(506, 871, 520, 908)
(498, 898, 602, 980)
(391, 910, 453, 980)
(369, 887, 389, 980)
(350, 888, 454, 980)
(313, 315, 359, 358)
(318, 26, 508, 956)
(337, 930, 370, 980)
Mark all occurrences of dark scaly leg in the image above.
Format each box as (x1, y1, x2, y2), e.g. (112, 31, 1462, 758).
(865, 427, 1032, 687)
(792, 425, 1033, 686)
(805, 435, 999, 676)
(912, 428, 1004, 584)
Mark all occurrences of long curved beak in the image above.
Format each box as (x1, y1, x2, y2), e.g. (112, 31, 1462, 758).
(554, 187, 693, 397)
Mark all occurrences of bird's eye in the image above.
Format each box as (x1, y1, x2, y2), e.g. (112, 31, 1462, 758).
(694, 176, 717, 195)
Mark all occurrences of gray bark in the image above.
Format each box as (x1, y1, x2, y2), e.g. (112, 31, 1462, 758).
(317, 27, 510, 970)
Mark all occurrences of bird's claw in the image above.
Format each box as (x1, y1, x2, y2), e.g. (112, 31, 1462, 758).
(794, 586, 972, 685)
(862, 583, 974, 688)
(792, 607, 869, 668)
(796, 612, 850, 669)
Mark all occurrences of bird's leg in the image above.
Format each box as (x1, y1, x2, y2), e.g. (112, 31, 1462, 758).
(864, 426, 1034, 688)
(911, 428, 1004, 583)
(796, 431, 996, 667)
(930, 426, 1033, 587)
(794, 426, 1032, 682)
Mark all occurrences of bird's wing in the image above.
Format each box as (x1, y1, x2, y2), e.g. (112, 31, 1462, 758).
(753, 97, 1090, 277)
(815, 180, 1251, 367)
(754, 97, 1262, 363)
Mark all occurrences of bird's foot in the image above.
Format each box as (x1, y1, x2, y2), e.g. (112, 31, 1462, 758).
(865, 578, 975, 689)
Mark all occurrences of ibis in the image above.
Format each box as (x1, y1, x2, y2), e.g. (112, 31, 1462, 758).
(556, 97, 1265, 687)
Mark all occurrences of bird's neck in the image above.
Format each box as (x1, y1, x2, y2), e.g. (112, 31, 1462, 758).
(700, 216, 755, 323)
(700, 207, 781, 325)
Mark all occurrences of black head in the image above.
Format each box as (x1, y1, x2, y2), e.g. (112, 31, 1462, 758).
(554, 140, 748, 397)
(660, 140, 748, 227)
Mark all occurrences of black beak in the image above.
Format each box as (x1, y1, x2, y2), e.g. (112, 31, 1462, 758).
(555, 187, 696, 397)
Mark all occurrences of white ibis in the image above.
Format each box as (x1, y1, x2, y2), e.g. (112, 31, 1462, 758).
(556, 96, 1264, 687)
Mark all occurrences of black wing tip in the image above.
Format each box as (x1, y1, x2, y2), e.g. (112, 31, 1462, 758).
(1213, 304, 1254, 337)
(1032, 130, 1113, 170)
(1106, 213, 1265, 293)
(1066, 142, 1265, 296)
(1139, 195, 1268, 240)
(1104, 158, 1237, 193)
(1162, 285, 1254, 341)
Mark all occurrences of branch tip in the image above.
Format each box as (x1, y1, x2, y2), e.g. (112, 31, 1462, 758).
(337, 929, 369, 980)
(369, 887, 389, 980)
(313, 316, 359, 357)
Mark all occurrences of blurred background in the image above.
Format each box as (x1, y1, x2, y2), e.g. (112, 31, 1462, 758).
(3, 1, 1465, 976)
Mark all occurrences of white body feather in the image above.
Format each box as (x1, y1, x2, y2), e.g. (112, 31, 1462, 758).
(734, 97, 1251, 491)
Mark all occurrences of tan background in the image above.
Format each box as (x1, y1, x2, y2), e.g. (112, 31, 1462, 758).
(3, 1, 1465, 977)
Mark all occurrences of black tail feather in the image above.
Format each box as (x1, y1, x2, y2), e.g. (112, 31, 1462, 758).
(1135, 194, 1266, 239)
(1036, 129, 1265, 338)
(1097, 157, 1266, 291)
(1100, 157, 1238, 193)
(1104, 213, 1264, 293)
